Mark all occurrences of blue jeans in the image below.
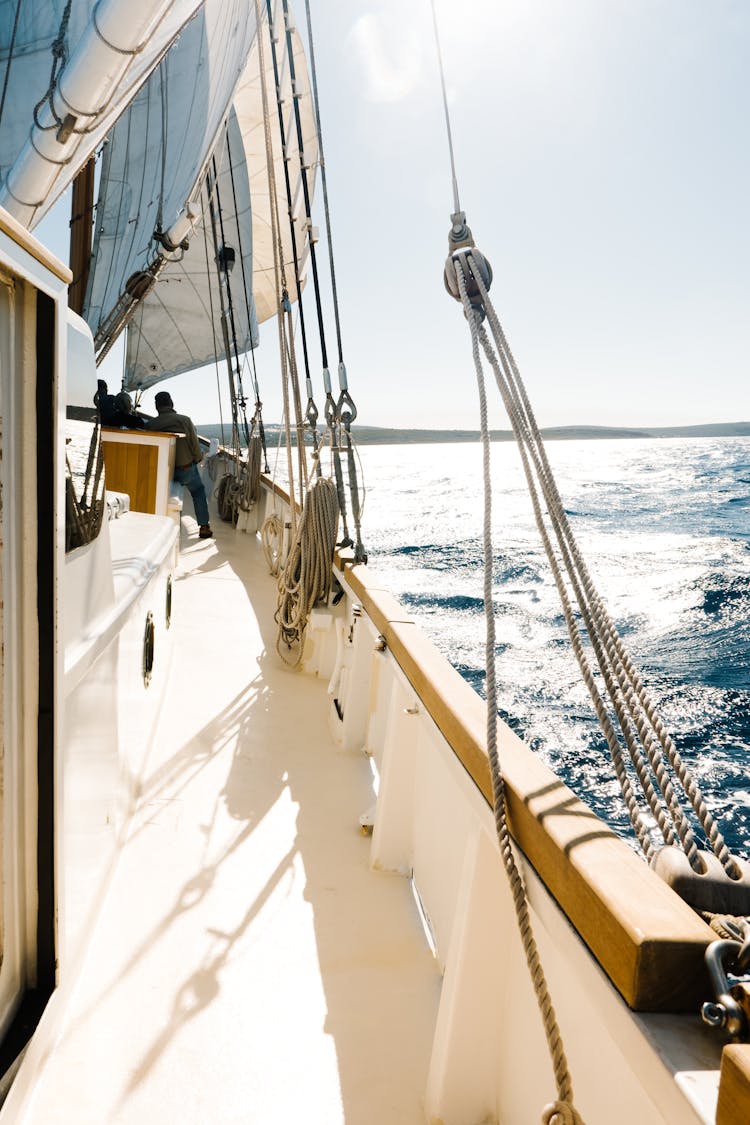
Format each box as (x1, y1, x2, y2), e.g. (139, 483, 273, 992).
(174, 463, 210, 527)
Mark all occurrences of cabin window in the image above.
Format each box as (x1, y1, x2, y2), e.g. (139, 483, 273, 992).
(65, 319, 105, 551)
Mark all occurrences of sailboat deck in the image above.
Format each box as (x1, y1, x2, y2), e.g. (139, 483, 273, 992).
(26, 517, 441, 1123)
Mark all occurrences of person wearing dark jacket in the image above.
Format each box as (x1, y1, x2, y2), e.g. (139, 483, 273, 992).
(96, 383, 147, 429)
(147, 390, 213, 539)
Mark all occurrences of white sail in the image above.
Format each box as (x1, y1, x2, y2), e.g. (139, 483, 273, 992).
(235, 0, 319, 324)
(84, 0, 260, 373)
(87, 0, 318, 389)
(0, 1, 92, 182)
(122, 110, 258, 393)
(0, 0, 207, 227)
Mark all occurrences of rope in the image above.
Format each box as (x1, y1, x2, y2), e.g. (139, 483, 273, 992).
(429, 0, 461, 216)
(205, 172, 242, 457)
(33, 0, 73, 132)
(466, 257, 740, 879)
(253, 0, 300, 531)
(457, 263, 583, 1124)
(428, 16, 583, 1116)
(302, 0, 343, 366)
(262, 511, 283, 576)
(0, 0, 23, 128)
(291, 0, 367, 562)
(275, 476, 339, 665)
(201, 196, 227, 449)
(703, 913, 750, 942)
(264, 0, 315, 389)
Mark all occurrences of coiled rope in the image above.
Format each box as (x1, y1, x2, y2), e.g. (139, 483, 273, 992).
(275, 476, 339, 665)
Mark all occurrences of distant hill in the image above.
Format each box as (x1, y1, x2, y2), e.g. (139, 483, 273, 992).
(196, 421, 750, 446)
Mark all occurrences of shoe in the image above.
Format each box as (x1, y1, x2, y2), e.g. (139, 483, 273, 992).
(199, 525, 213, 539)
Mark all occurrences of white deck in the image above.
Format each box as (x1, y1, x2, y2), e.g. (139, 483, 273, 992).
(21, 517, 441, 1123)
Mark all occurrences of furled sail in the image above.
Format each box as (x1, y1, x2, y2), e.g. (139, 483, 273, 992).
(0, 0, 206, 226)
(234, 2, 319, 324)
(84, 0, 260, 385)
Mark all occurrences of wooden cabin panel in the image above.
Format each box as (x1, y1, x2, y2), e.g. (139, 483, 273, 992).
(101, 430, 175, 516)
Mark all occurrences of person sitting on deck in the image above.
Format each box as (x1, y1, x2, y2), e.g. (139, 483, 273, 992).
(147, 390, 213, 540)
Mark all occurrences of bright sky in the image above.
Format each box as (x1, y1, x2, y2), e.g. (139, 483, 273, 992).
(37, 0, 750, 429)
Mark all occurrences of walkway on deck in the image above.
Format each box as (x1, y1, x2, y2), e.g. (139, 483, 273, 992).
(22, 516, 441, 1123)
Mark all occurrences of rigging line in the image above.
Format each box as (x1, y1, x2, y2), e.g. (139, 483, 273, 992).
(279, 0, 329, 372)
(33, 0, 72, 131)
(253, 0, 298, 526)
(280, 0, 362, 556)
(264, 0, 322, 481)
(212, 146, 251, 448)
(302, 0, 343, 366)
(206, 170, 241, 455)
(202, 196, 226, 448)
(157, 63, 168, 231)
(225, 119, 265, 451)
(461, 251, 742, 876)
(429, 0, 461, 217)
(99, 77, 156, 338)
(0, 0, 23, 128)
(264, 0, 314, 393)
(456, 262, 583, 1125)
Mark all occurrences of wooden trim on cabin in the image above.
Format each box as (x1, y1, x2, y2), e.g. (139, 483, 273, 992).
(0, 206, 73, 285)
(717, 1044, 750, 1125)
(335, 549, 715, 1013)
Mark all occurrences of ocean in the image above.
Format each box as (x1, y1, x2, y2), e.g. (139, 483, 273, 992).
(355, 436, 750, 857)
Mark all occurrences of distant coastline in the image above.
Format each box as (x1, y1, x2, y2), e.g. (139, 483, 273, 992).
(196, 420, 750, 446)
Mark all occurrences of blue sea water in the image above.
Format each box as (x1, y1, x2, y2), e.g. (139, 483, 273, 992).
(357, 437, 750, 858)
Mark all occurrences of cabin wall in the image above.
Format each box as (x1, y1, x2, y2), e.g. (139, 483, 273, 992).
(60, 513, 177, 971)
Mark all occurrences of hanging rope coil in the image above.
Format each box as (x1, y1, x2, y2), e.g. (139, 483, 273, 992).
(65, 419, 106, 551)
(215, 431, 263, 526)
(275, 477, 339, 665)
(262, 511, 284, 577)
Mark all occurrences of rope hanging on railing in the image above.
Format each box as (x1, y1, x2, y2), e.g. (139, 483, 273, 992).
(275, 476, 339, 665)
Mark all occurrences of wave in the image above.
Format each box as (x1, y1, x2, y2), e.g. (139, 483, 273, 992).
(402, 592, 484, 613)
(362, 436, 750, 853)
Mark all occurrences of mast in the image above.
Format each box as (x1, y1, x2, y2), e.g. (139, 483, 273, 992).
(68, 158, 95, 315)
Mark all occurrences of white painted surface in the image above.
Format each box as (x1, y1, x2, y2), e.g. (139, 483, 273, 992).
(4, 517, 440, 1123)
(58, 511, 178, 972)
(0, 467, 729, 1123)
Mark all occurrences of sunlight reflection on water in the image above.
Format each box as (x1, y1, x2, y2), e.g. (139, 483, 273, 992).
(350, 436, 750, 854)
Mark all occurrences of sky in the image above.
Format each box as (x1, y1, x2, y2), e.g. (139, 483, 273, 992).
(36, 0, 750, 430)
